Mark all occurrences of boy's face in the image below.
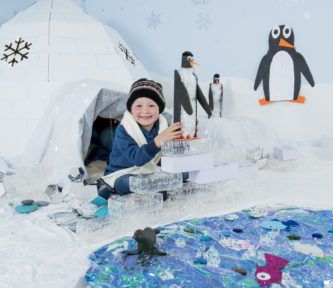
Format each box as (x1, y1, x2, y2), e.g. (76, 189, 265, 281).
(131, 97, 159, 131)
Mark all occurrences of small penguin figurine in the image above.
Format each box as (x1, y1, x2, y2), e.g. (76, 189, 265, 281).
(208, 73, 223, 117)
(124, 227, 167, 256)
(174, 51, 212, 138)
(254, 25, 315, 105)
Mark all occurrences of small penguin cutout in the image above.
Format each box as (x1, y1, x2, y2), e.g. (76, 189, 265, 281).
(174, 51, 212, 138)
(208, 73, 223, 117)
(254, 25, 315, 105)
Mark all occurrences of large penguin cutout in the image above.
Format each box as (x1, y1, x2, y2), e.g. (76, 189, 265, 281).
(209, 73, 223, 117)
(254, 25, 315, 105)
(174, 51, 212, 138)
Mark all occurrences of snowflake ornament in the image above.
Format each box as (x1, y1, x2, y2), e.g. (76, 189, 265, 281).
(195, 13, 212, 30)
(118, 42, 135, 66)
(192, 0, 209, 5)
(279, 0, 298, 8)
(146, 11, 162, 30)
(1, 37, 32, 67)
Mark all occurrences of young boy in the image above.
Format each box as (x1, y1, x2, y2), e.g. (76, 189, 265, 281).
(98, 78, 182, 199)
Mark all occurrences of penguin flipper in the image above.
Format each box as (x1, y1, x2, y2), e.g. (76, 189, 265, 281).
(295, 52, 315, 87)
(254, 55, 270, 90)
(197, 84, 212, 117)
(220, 86, 223, 116)
(208, 84, 214, 111)
(153, 248, 167, 256)
(174, 70, 193, 115)
(123, 249, 142, 255)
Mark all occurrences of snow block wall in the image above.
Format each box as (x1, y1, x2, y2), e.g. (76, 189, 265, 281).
(0, 0, 149, 157)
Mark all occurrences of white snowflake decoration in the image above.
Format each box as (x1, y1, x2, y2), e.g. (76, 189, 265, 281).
(304, 12, 312, 20)
(192, 0, 209, 4)
(279, 0, 298, 8)
(146, 11, 162, 30)
(195, 13, 212, 30)
(1, 37, 31, 67)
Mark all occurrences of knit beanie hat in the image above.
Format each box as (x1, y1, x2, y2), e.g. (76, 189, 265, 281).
(127, 78, 166, 113)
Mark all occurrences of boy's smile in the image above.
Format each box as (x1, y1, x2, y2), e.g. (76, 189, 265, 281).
(131, 97, 159, 131)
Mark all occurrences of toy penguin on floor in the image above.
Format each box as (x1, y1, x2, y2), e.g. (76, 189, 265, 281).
(208, 73, 223, 117)
(254, 25, 315, 105)
(124, 227, 167, 256)
(174, 51, 212, 138)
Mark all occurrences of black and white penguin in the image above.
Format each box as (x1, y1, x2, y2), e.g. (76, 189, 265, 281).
(254, 25, 315, 105)
(174, 51, 212, 138)
(208, 73, 223, 117)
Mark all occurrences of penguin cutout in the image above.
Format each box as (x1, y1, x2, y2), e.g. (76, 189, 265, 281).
(208, 73, 223, 117)
(174, 51, 212, 138)
(254, 25, 315, 105)
(123, 227, 167, 256)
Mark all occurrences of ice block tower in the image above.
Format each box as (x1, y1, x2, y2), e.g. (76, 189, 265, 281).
(161, 138, 239, 185)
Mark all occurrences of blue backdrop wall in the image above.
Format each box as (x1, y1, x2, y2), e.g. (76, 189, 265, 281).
(1, 0, 332, 84)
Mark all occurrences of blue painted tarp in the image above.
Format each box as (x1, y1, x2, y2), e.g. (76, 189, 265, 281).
(85, 208, 333, 287)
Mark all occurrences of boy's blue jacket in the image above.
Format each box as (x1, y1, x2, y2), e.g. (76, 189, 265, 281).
(104, 122, 160, 175)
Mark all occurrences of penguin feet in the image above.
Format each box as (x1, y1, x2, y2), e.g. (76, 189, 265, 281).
(258, 98, 271, 105)
(259, 96, 305, 105)
(289, 96, 305, 103)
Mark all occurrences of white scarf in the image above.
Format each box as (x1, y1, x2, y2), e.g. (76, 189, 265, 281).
(102, 111, 168, 187)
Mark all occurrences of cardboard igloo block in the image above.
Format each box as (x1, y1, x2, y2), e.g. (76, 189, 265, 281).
(273, 146, 298, 161)
(238, 164, 259, 175)
(161, 153, 214, 173)
(189, 163, 239, 184)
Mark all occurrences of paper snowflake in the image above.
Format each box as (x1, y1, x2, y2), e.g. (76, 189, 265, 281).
(279, 0, 298, 7)
(146, 11, 162, 30)
(192, 0, 209, 5)
(1, 37, 32, 67)
(118, 42, 135, 66)
(195, 13, 212, 30)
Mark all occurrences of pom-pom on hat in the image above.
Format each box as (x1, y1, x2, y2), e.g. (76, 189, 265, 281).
(127, 78, 166, 113)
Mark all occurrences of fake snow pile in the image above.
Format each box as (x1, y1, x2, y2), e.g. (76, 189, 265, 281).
(0, 115, 333, 288)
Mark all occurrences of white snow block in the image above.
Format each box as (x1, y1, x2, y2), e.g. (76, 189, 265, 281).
(161, 153, 214, 173)
(273, 146, 298, 160)
(189, 163, 239, 184)
(239, 164, 258, 175)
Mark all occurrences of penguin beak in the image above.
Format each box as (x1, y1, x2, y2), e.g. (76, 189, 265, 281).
(189, 60, 198, 68)
(279, 38, 294, 48)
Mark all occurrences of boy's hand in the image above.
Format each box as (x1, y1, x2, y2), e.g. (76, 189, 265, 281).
(154, 122, 182, 148)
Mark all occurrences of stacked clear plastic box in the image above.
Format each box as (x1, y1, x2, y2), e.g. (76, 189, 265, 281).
(108, 192, 163, 218)
(129, 172, 182, 194)
(161, 138, 212, 157)
(167, 182, 217, 201)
